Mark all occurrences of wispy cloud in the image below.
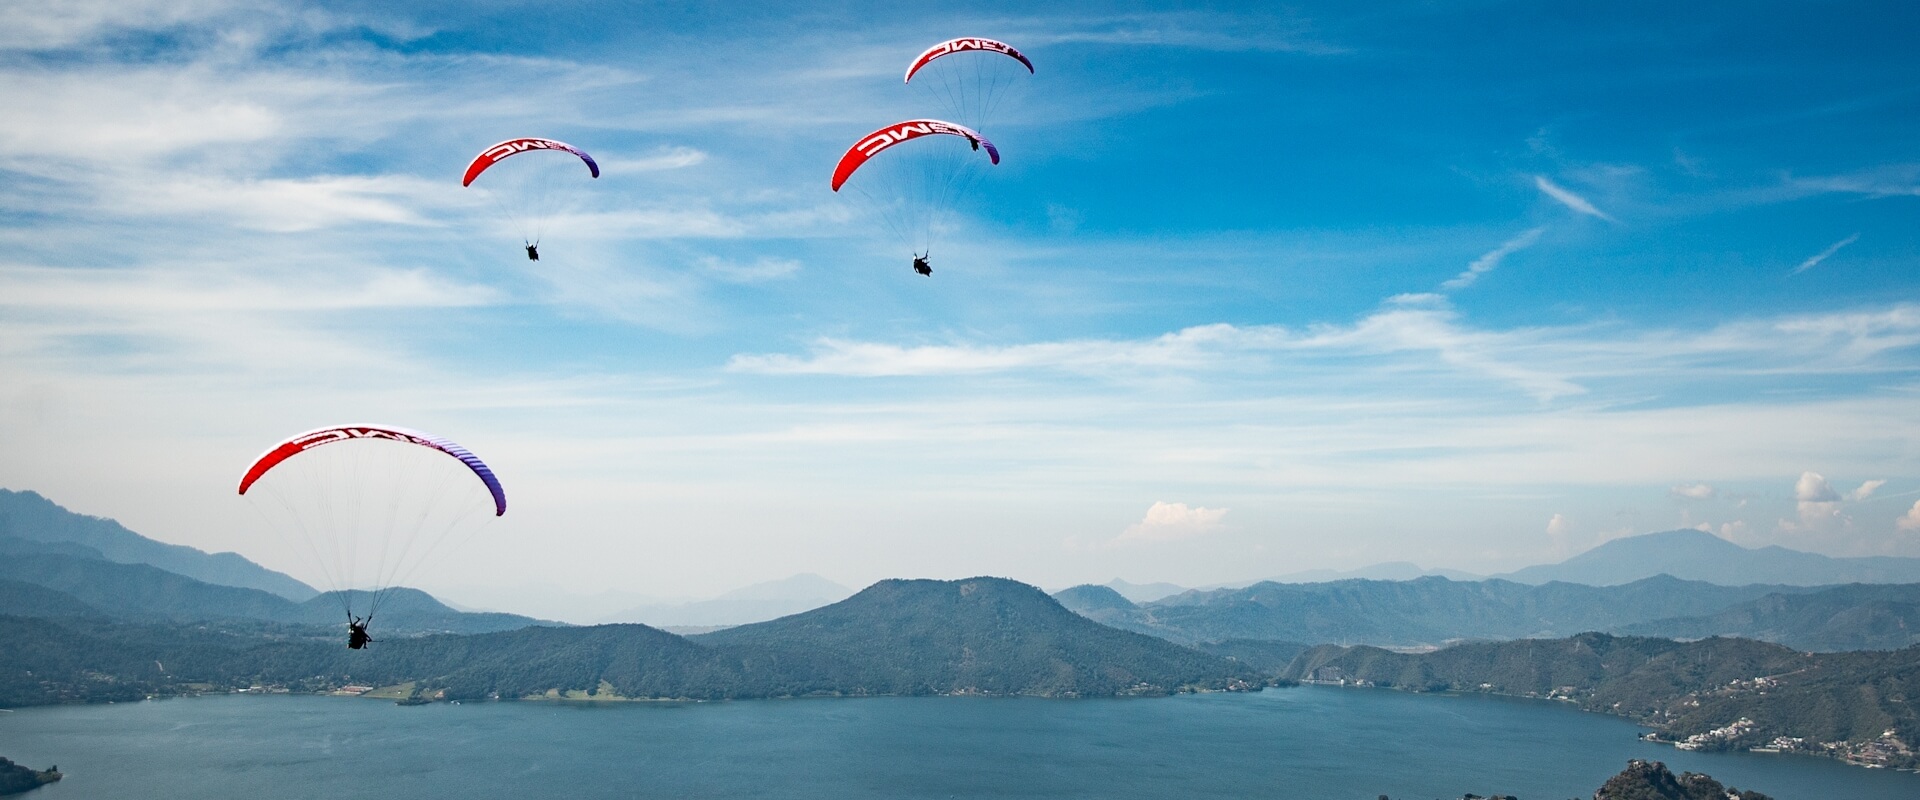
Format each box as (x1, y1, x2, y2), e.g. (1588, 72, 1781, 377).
(1791, 233, 1860, 275)
(1442, 227, 1544, 290)
(1670, 483, 1716, 500)
(1534, 176, 1617, 222)
(696, 256, 801, 284)
(1034, 11, 1345, 55)
(731, 299, 1920, 404)
(1790, 164, 1920, 198)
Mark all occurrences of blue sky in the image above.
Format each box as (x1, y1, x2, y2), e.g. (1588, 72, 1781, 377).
(3, 1, 1919, 616)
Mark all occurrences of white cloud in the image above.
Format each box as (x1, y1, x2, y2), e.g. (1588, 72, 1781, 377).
(1791, 233, 1860, 275)
(99, 174, 439, 232)
(1898, 502, 1920, 532)
(594, 147, 709, 174)
(0, 264, 498, 314)
(1546, 513, 1571, 538)
(1670, 483, 1716, 500)
(1534, 176, 1617, 222)
(1795, 471, 1839, 502)
(731, 303, 1587, 401)
(1786, 471, 1869, 535)
(1032, 11, 1346, 55)
(1442, 227, 1544, 290)
(1847, 479, 1886, 502)
(0, 0, 242, 50)
(1115, 501, 1228, 544)
(1791, 165, 1920, 199)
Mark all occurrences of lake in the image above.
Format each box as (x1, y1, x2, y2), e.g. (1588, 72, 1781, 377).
(3, 686, 1915, 799)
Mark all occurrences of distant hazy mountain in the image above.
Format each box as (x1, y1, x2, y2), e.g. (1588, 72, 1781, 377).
(300, 588, 551, 634)
(1061, 574, 1820, 647)
(1102, 579, 1187, 603)
(1623, 583, 1920, 651)
(601, 573, 853, 626)
(1054, 584, 1137, 615)
(435, 584, 669, 625)
(0, 489, 316, 600)
(0, 551, 306, 622)
(1496, 528, 1920, 586)
(0, 549, 545, 635)
(695, 577, 1255, 696)
(1231, 562, 1482, 586)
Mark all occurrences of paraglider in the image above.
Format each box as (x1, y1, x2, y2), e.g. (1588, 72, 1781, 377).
(462, 138, 600, 259)
(903, 38, 1033, 134)
(238, 425, 506, 649)
(832, 119, 999, 275)
(832, 38, 1029, 275)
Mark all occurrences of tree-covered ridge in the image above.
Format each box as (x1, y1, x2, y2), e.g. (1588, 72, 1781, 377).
(1055, 575, 1920, 652)
(1, 578, 1259, 707)
(694, 577, 1256, 697)
(1621, 583, 1920, 651)
(1282, 633, 1920, 768)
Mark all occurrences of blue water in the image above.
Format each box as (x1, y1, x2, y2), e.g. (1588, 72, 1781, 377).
(3, 687, 1915, 799)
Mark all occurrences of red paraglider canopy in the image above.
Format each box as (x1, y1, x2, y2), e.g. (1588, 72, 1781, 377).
(904, 37, 1034, 83)
(238, 425, 506, 516)
(461, 138, 600, 187)
(830, 119, 999, 192)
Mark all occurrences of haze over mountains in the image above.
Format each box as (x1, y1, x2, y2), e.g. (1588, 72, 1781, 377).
(12, 486, 1920, 656)
(601, 573, 855, 627)
(1492, 528, 1920, 586)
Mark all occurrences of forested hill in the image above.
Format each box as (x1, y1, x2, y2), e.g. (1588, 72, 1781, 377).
(1053, 574, 1840, 648)
(1621, 583, 1920, 651)
(694, 577, 1255, 697)
(1281, 633, 1920, 769)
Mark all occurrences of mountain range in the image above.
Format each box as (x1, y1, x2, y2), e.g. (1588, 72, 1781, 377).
(0, 492, 545, 635)
(2, 577, 1256, 706)
(13, 485, 1920, 659)
(1055, 574, 1920, 652)
(0, 489, 316, 600)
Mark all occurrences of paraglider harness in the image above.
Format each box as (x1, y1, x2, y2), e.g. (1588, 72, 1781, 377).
(525, 243, 540, 261)
(912, 254, 932, 276)
(347, 615, 374, 650)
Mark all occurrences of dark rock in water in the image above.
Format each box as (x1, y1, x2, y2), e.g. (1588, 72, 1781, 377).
(0, 755, 62, 795)
(1593, 759, 1772, 800)
(1373, 760, 1770, 800)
